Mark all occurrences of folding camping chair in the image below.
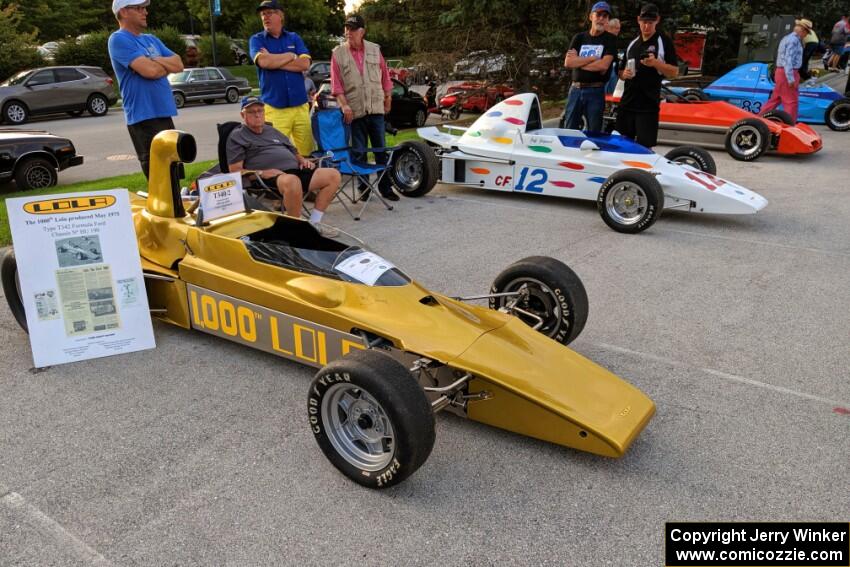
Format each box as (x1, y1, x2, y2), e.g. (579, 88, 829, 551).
(311, 108, 397, 221)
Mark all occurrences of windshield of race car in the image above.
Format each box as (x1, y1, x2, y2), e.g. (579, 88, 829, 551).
(241, 218, 410, 286)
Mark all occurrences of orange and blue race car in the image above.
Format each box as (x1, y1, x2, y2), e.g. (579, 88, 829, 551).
(604, 88, 823, 162)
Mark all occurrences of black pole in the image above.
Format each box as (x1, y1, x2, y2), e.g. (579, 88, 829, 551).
(209, 0, 218, 67)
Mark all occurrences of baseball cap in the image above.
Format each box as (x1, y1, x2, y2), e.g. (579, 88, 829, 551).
(344, 14, 365, 29)
(638, 3, 660, 20)
(590, 2, 611, 14)
(241, 95, 264, 110)
(256, 0, 281, 12)
(112, 0, 149, 16)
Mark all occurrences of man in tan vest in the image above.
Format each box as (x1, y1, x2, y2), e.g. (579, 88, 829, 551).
(330, 14, 398, 201)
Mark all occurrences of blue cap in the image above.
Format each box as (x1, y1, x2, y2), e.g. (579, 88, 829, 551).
(241, 95, 264, 110)
(591, 1, 611, 14)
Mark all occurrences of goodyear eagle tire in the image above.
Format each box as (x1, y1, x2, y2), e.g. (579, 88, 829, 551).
(725, 118, 769, 161)
(597, 168, 664, 234)
(388, 140, 438, 197)
(308, 349, 435, 489)
(762, 109, 794, 125)
(489, 256, 589, 346)
(665, 145, 717, 175)
(1, 250, 28, 332)
(825, 99, 850, 131)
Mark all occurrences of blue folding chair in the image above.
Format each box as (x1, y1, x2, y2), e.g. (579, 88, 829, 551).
(311, 109, 396, 220)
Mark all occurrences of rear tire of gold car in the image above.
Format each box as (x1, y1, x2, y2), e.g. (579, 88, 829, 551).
(490, 256, 589, 346)
(308, 349, 435, 489)
(1, 249, 28, 333)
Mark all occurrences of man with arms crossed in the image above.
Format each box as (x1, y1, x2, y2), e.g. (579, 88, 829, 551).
(108, 0, 183, 178)
(250, 0, 314, 157)
(562, 1, 616, 131)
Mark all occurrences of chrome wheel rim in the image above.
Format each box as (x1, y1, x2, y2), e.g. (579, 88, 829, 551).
(731, 125, 761, 157)
(501, 277, 562, 338)
(606, 181, 649, 226)
(393, 151, 423, 191)
(6, 104, 25, 123)
(91, 97, 107, 114)
(322, 383, 395, 471)
(830, 104, 850, 129)
(226, 89, 238, 102)
(25, 165, 54, 188)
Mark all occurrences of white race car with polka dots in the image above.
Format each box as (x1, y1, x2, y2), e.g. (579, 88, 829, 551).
(389, 93, 768, 234)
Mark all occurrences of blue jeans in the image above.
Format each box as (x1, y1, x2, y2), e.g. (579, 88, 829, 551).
(351, 113, 391, 192)
(562, 86, 605, 132)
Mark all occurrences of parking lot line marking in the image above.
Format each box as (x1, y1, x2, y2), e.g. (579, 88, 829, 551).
(594, 342, 849, 408)
(0, 491, 112, 566)
(660, 228, 850, 258)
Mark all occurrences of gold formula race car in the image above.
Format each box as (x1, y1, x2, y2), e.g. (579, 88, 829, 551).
(1, 131, 655, 488)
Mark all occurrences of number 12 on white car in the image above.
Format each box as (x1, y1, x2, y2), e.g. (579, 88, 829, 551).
(514, 167, 548, 193)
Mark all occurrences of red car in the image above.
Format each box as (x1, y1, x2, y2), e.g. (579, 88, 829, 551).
(437, 82, 516, 119)
(604, 93, 822, 161)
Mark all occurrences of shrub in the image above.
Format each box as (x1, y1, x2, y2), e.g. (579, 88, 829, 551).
(54, 30, 111, 74)
(152, 25, 186, 62)
(198, 34, 235, 67)
(299, 31, 338, 60)
(0, 5, 44, 82)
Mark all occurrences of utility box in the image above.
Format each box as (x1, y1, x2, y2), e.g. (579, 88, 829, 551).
(738, 15, 796, 63)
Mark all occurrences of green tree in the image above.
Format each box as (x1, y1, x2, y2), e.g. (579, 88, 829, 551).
(6, 0, 104, 42)
(0, 5, 44, 81)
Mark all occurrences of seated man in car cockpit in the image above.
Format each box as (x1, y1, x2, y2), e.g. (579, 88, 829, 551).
(227, 96, 341, 225)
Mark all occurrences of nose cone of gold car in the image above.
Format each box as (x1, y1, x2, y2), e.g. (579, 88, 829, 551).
(451, 318, 655, 457)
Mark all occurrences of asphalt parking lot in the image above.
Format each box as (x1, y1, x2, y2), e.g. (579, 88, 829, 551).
(1, 125, 848, 566)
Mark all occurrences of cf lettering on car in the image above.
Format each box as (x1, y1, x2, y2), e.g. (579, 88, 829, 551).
(187, 285, 366, 367)
(23, 195, 117, 214)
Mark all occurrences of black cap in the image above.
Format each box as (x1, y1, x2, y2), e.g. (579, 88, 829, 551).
(638, 3, 659, 20)
(344, 14, 365, 29)
(256, 0, 281, 12)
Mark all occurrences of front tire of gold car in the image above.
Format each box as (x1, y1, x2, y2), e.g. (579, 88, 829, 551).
(1, 250, 28, 332)
(490, 256, 589, 346)
(308, 349, 435, 489)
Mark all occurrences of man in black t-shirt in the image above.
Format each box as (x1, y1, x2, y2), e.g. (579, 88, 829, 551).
(561, 1, 617, 132)
(616, 3, 679, 148)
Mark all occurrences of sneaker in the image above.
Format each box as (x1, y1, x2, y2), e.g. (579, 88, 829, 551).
(356, 184, 371, 201)
(379, 190, 400, 202)
(311, 222, 340, 238)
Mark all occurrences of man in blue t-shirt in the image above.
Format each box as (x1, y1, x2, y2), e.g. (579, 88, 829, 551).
(108, 0, 183, 178)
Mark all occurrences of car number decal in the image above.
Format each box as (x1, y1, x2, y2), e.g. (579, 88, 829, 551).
(514, 167, 547, 193)
(187, 285, 366, 368)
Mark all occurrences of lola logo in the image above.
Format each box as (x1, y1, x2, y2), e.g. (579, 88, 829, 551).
(204, 180, 237, 192)
(23, 195, 116, 215)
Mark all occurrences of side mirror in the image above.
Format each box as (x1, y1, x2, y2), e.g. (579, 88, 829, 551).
(580, 140, 600, 151)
